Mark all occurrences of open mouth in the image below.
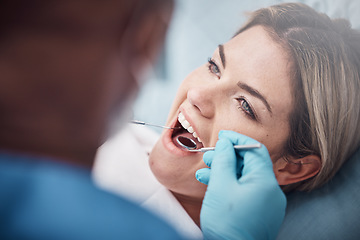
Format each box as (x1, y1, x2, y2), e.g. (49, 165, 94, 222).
(171, 112, 204, 151)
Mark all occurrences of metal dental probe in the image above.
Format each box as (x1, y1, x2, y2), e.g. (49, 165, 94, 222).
(131, 120, 181, 129)
(187, 143, 262, 152)
(176, 136, 261, 153)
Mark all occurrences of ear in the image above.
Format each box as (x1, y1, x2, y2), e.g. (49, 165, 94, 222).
(273, 155, 321, 186)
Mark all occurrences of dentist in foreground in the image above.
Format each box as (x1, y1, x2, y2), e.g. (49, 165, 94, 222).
(0, 0, 285, 239)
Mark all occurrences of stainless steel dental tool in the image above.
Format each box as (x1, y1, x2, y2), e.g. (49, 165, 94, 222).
(130, 120, 180, 129)
(177, 136, 197, 150)
(176, 136, 261, 153)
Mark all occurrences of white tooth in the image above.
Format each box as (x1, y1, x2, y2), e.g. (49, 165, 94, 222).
(178, 112, 185, 122)
(181, 120, 190, 129)
(193, 132, 198, 138)
(187, 126, 194, 133)
(197, 137, 202, 143)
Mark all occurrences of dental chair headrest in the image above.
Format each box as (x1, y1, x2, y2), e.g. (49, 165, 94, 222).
(277, 147, 360, 240)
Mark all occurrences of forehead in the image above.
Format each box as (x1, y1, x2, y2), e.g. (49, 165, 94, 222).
(224, 26, 292, 79)
(222, 26, 294, 114)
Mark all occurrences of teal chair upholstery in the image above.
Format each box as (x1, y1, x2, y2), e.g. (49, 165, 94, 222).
(277, 148, 360, 240)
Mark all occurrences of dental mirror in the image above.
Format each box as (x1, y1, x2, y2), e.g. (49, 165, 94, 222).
(176, 136, 197, 150)
(177, 135, 262, 153)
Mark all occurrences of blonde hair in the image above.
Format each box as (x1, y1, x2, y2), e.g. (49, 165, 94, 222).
(235, 3, 360, 191)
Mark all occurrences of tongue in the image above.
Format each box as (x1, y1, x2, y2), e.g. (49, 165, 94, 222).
(172, 130, 203, 150)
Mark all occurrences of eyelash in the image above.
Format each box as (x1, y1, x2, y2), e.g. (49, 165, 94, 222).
(207, 58, 221, 78)
(207, 57, 257, 121)
(236, 97, 257, 120)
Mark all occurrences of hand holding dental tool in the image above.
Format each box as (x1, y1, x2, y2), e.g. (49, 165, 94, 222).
(197, 131, 286, 240)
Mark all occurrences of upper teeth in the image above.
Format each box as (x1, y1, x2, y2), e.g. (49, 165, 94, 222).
(178, 112, 202, 143)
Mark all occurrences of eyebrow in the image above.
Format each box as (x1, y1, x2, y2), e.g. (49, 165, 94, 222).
(219, 45, 272, 115)
(237, 82, 273, 114)
(218, 44, 226, 68)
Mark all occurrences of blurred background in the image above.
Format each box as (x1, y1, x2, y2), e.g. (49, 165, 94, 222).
(133, 0, 360, 132)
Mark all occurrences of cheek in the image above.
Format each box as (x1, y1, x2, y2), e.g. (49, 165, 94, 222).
(212, 118, 289, 160)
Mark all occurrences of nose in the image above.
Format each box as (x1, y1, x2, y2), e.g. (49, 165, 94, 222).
(187, 86, 216, 118)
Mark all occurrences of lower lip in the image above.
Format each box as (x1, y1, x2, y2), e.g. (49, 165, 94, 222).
(161, 117, 197, 157)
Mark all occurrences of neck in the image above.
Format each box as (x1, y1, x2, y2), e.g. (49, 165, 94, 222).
(171, 191, 203, 227)
(0, 109, 104, 169)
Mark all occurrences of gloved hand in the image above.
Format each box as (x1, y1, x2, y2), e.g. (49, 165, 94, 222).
(196, 130, 286, 240)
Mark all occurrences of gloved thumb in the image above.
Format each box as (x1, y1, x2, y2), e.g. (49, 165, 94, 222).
(195, 168, 211, 185)
(208, 138, 237, 187)
(219, 131, 273, 178)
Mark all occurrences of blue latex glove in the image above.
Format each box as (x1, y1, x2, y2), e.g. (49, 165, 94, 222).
(197, 130, 286, 240)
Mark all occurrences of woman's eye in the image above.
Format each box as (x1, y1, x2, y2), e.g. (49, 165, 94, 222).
(238, 98, 256, 120)
(207, 58, 221, 78)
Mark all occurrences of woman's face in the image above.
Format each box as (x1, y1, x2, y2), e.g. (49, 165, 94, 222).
(149, 26, 294, 199)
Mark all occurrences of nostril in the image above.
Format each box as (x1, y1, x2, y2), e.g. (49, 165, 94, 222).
(193, 104, 201, 113)
(188, 95, 201, 112)
(187, 88, 203, 109)
(187, 88, 214, 118)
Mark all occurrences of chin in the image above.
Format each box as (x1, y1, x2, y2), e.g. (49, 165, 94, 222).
(147, 102, 209, 199)
(148, 136, 208, 199)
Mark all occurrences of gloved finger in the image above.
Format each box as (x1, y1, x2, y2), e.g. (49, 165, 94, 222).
(195, 168, 211, 185)
(203, 151, 215, 167)
(219, 131, 274, 177)
(208, 138, 237, 187)
(219, 130, 260, 146)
